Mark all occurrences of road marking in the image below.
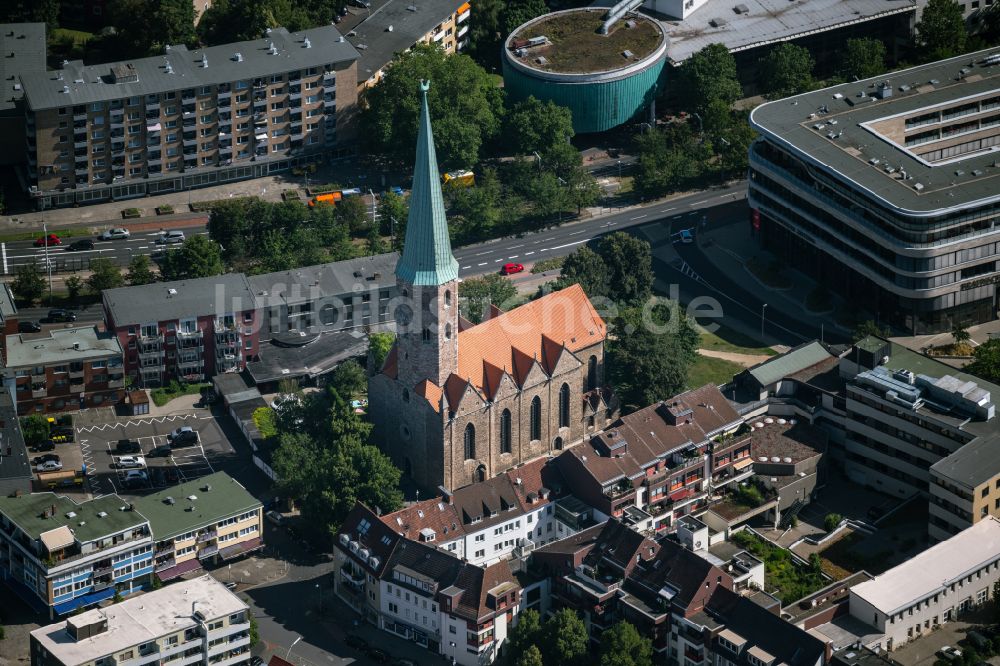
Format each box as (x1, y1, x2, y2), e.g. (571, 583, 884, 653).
(478, 262, 487, 266)
(475, 251, 492, 256)
(689, 199, 711, 206)
(461, 265, 470, 270)
(508, 255, 519, 259)
(660, 207, 676, 213)
(550, 238, 591, 251)
(631, 214, 647, 220)
(569, 230, 587, 235)
(525, 251, 535, 256)
(137, 245, 149, 249)
(509, 244, 524, 249)
(495, 258, 503, 263)
(1, 243, 6, 274)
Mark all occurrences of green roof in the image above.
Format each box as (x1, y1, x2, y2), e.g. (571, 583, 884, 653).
(747, 341, 833, 388)
(394, 80, 459, 287)
(131, 472, 261, 541)
(0, 493, 146, 544)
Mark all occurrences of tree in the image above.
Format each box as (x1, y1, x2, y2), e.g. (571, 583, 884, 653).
(446, 167, 503, 241)
(556, 246, 609, 300)
(11, 265, 45, 304)
(0, 0, 59, 28)
(160, 235, 225, 281)
(966, 339, 1000, 384)
(508, 609, 543, 665)
(678, 43, 742, 113)
(517, 646, 544, 666)
(360, 44, 503, 169)
(65, 275, 83, 302)
(459, 273, 518, 324)
(852, 319, 890, 342)
(330, 359, 367, 397)
(20, 415, 50, 446)
(597, 232, 653, 308)
(839, 38, 887, 81)
(824, 513, 843, 532)
(542, 608, 589, 666)
(500, 0, 548, 37)
(249, 612, 259, 648)
(369, 332, 396, 372)
(951, 322, 971, 346)
(504, 96, 575, 157)
(87, 258, 124, 295)
(599, 621, 653, 666)
(377, 191, 409, 250)
(252, 407, 278, 439)
(126, 254, 158, 286)
(608, 304, 699, 411)
(634, 123, 707, 198)
(758, 43, 815, 98)
(916, 0, 967, 60)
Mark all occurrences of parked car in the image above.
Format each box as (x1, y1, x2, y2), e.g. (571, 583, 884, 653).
(66, 239, 95, 251)
(34, 234, 61, 247)
(344, 635, 368, 652)
(115, 455, 146, 469)
(149, 444, 172, 458)
(36, 460, 63, 472)
(99, 228, 131, 240)
(123, 470, 149, 488)
(32, 454, 60, 465)
(47, 309, 77, 323)
(31, 440, 56, 452)
(155, 230, 186, 245)
(500, 262, 524, 276)
(678, 228, 694, 244)
(17, 320, 41, 333)
(938, 646, 963, 660)
(266, 510, 284, 526)
(167, 426, 198, 447)
(115, 439, 141, 454)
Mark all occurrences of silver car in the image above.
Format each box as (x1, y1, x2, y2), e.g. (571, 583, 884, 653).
(156, 230, 186, 245)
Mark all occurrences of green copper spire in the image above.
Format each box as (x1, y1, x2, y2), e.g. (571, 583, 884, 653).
(395, 80, 460, 286)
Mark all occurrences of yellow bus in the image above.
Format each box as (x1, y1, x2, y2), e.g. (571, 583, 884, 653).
(442, 170, 475, 188)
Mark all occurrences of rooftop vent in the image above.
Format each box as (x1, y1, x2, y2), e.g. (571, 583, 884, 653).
(913, 182, 925, 191)
(61, 85, 69, 94)
(167, 288, 177, 295)
(387, 25, 393, 31)
(97, 511, 108, 518)
(303, 37, 311, 48)
(164, 62, 174, 74)
(622, 49, 634, 58)
(268, 42, 278, 56)
(535, 56, 548, 65)
(407, 4, 418, 10)
(187, 495, 197, 501)
(165, 496, 175, 505)
(709, 17, 727, 27)
(734, 3, 750, 12)
(233, 52, 243, 62)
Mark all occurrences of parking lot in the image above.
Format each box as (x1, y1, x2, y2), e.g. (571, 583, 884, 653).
(75, 413, 236, 497)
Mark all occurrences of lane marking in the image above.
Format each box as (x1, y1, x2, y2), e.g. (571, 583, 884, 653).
(461, 265, 470, 269)
(477, 262, 487, 266)
(630, 214, 647, 220)
(524, 251, 535, 256)
(475, 251, 491, 256)
(550, 238, 591, 251)
(508, 244, 524, 249)
(569, 230, 587, 235)
(689, 199, 710, 206)
(508, 255, 519, 259)
(660, 207, 676, 213)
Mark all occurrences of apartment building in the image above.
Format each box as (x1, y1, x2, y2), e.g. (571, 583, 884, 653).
(0, 391, 34, 497)
(131, 472, 263, 582)
(29, 575, 252, 666)
(556, 384, 754, 534)
(21, 25, 359, 210)
(0, 24, 46, 166)
(349, 0, 471, 88)
(928, 434, 1000, 540)
(849, 516, 1000, 651)
(334, 504, 403, 626)
(0, 493, 153, 618)
(748, 50, 1000, 334)
(1, 326, 125, 415)
(103, 274, 258, 388)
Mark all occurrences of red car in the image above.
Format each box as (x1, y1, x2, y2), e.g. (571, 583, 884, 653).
(501, 263, 524, 276)
(34, 234, 61, 247)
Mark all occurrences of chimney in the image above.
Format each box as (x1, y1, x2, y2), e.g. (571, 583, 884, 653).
(439, 485, 453, 504)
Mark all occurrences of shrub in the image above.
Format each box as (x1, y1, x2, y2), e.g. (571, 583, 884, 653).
(531, 257, 565, 273)
(122, 208, 141, 219)
(824, 513, 843, 532)
(156, 205, 174, 215)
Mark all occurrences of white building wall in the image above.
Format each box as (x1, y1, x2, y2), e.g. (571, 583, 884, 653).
(379, 578, 441, 646)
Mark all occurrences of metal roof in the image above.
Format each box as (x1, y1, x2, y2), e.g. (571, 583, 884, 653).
(103, 273, 256, 325)
(0, 23, 46, 113)
(750, 48, 1000, 215)
(22, 25, 359, 111)
(745, 341, 833, 388)
(248, 252, 398, 306)
(3, 326, 123, 368)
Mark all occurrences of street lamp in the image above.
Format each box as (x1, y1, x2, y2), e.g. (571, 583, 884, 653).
(286, 636, 302, 659)
(315, 582, 324, 614)
(42, 221, 53, 305)
(617, 160, 622, 180)
(760, 303, 768, 338)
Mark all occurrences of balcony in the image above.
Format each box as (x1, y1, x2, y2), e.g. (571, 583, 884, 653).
(458, 24, 468, 38)
(197, 530, 218, 543)
(198, 544, 219, 559)
(69, 383, 85, 393)
(214, 318, 237, 331)
(210, 651, 252, 666)
(457, 9, 470, 22)
(108, 378, 125, 389)
(31, 387, 47, 398)
(73, 112, 87, 122)
(146, 102, 160, 113)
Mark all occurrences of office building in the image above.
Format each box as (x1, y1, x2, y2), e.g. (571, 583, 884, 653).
(29, 575, 252, 666)
(0, 492, 153, 617)
(131, 472, 263, 582)
(1, 326, 125, 415)
(21, 25, 359, 209)
(849, 516, 1000, 651)
(928, 433, 1000, 540)
(749, 50, 1000, 333)
(102, 274, 258, 387)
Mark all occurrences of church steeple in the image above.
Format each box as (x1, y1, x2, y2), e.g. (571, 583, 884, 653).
(395, 80, 459, 286)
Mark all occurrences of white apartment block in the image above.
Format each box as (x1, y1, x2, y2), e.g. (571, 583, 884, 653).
(849, 516, 1000, 651)
(30, 575, 252, 666)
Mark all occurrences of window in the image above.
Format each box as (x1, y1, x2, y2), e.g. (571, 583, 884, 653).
(559, 383, 570, 428)
(530, 396, 541, 440)
(464, 423, 476, 460)
(588, 355, 598, 390)
(500, 409, 512, 454)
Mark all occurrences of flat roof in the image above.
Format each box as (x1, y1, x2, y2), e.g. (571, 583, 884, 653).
(750, 419, 827, 463)
(0, 493, 146, 544)
(103, 273, 256, 325)
(663, 0, 914, 64)
(508, 9, 665, 74)
(930, 433, 1000, 488)
(0, 392, 31, 495)
(247, 328, 371, 383)
(0, 284, 18, 321)
(131, 472, 261, 542)
(851, 516, 1000, 614)
(248, 252, 397, 306)
(4, 326, 122, 368)
(30, 575, 247, 664)
(750, 48, 1000, 214)
(22, 25, 358, 111)
(0, 24, 46, 113)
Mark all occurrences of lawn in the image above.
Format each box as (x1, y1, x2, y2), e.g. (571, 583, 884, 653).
(0, 227, 95, 243)
(731, 531, 829, 604)
(687, 354, 743, 389)
(151, 381, 211, 407)
(698, 324, 776, 356)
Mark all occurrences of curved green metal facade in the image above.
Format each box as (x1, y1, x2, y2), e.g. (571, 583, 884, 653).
(502, 58, 667, 134)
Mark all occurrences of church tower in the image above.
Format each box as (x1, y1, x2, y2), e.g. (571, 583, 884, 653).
(393, 80, 460, 389)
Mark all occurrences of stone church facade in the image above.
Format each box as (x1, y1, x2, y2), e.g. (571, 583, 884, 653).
(368, 82, 616, 493)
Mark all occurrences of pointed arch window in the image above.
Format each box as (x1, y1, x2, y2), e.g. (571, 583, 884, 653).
(588, 355, 598, 391)
(464, 423, 476, 460)
(500, 409, 512, 454)
(559, 383, 570, 428)
(530, 396, 542, 441)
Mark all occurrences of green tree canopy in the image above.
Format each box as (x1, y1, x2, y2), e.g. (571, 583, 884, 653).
(20, 415, 50, 446)
(916, 0, 967, 60)
(542, 608, 589, 666)
(966, 339, 1000, 384)
(556, 246, 609, 300)
(600, 621, 653, 666)
(556, 233, 653, 307)
(757, 43, 815, 98)
(634, 122, 708, 198)
(503, 96, 575, 157)
(377, 191, 410, 250)
(516, 646, 544, 666)
(11, 265, 45, 304)
(369, 332, 396, 372)
(839, 38, 887, 81)
(459, 273, 518, 324)
(65, 275, 84, 302)
(87, 258, 125, 295)
(678, 43, 742, 113)
(126, 254, 158, 286)
(852, 320, 890, 342)
(500, 0, 548, 37)
(329, 359, 367, 397)
(107, 0, 196, 57)
(507, 608, 542, 664)
(160, 235, 225, 281)
(360, 44, 503, 169)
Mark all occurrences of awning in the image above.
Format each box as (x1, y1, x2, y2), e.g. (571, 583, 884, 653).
(156, 558, 203, 582)
(40, 525, 75, 552)
(146, 122, 162, 132)
(732, 457, 753, 471)
(219, 537, 263, 561)
(53, 587, 116, 615)
(255, 133, 268, 141)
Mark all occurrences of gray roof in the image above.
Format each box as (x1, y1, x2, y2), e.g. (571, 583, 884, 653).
(0, 392, 31, 497)
(750, 48, 1000, 214)
(3, 326, 122, 369)
(663, 0, 915, 64)
(349, 0, 468, 84)
(745, 341, 833, 388)
(930, 433, 1000, 489)
(247, 328, 372, 383)
(212, 371, 260, 404)
(103, 273, 257, 325)
(0, 23, 46, 113)
(248, 253, 398, 306)
(22, 25, 359, 111)
(0, 284, 17, 322)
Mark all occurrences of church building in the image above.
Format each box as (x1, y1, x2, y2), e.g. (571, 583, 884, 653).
(368, 81, 616, 492)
